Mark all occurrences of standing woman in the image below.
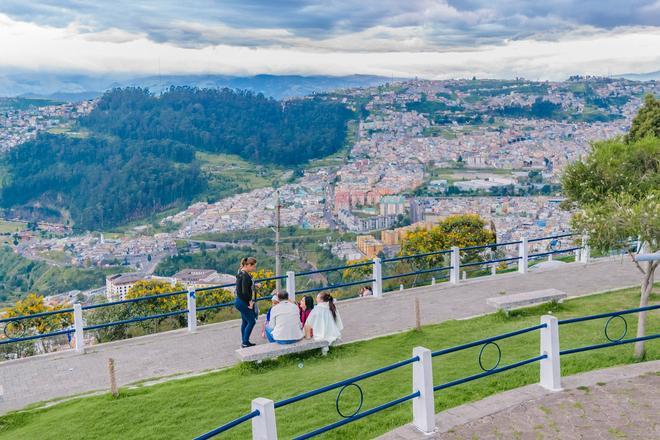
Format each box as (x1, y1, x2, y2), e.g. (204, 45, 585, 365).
(235, 257, 258, 348)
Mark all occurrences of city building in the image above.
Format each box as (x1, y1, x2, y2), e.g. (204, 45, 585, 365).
(356, 235, 385, 259)
(105, 273, 171, 301)
(172, 269, 236, 290)
(379, 195, 407, 216)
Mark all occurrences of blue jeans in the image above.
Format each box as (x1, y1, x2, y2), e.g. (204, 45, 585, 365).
(235, 299, 256, 345)
(265, 327, 299, 345)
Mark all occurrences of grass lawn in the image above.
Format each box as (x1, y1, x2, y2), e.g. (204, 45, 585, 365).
(0, 286, 657, 439)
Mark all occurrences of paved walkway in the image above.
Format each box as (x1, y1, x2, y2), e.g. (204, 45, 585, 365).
(0, 258, 642, 413)
(381, 360, 660, 440)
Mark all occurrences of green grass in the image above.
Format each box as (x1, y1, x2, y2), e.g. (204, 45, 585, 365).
(0, 286, 657, 439)
(195, 151, 290, 201)
(0, 221, 26, 234)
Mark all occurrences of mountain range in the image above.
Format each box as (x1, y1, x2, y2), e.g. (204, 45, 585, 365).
(0, 71, 398, 100)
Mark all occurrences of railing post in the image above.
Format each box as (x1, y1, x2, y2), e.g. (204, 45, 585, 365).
(580, 234, 590, 264)
(539, 315, 562, 391)
(286, 271, 296, 303)
(412, 347, 435, 434)
(449, 246, 460, 284)
(574, 247, 580, 263)
(187, 289, 197, 333)
(518, 237, 528, 274)
(252, 397, 277, 440)
(372, 257, 383, 297)
(548, 252, 553, 262)
(73, 303, 85, 353)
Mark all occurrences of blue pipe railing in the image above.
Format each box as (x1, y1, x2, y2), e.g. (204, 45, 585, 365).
(558, 304, 660, 355)
(296, 279, 375, 296)
(296, 261, 374, 277)
(382, 265, 451, 281)
(528, 232, 575, 243)
(193, 409, 261, 440)
(0, 232, 587, 349)
(194, 303, 657, 439)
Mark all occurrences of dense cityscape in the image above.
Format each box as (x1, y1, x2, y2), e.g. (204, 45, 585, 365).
(1, 76, 658, 305)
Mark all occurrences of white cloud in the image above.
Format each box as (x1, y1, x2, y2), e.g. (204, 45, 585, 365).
(0, 13, 658, 79)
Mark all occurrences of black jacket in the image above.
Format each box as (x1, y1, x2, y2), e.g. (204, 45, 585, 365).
(235, 270, 254, 303)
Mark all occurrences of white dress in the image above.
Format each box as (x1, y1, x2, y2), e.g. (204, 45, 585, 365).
(306, 302, 343, 344)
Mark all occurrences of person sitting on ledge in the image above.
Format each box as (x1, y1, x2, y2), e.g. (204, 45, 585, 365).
(265, 291, 303, 345)
(305, 293, 343, 344)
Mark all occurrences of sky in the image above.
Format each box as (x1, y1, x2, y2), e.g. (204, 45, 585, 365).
(1, 0, 659, 80)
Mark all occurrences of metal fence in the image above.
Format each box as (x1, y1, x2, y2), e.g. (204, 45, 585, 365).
(195, 304, 659, 439)
(0, 232, 591, 353)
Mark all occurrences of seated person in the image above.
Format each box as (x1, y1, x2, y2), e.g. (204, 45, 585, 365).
(261, 293, 280, 339)
(265, 291, 303, 344)
(360, 285, 373, 297)
(299, 295, 314, 328)
(305, 293, 343, 344)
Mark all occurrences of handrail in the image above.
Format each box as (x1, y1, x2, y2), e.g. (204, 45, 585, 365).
(195, 283, 235, 293)
(382, 265, 451, 281)
(0, 328, 74, 345)
(193, 304, 657, 439)
(0, 308, 73, 324)
(296, 279, 375, 296)
(193, 409, 261, 440)
(528, 246, 581, 259)
(431, 323, 546, 357)
(382, 249, 451, 263)
(560, 334, 660, 356)
(84, 309, 188, 331)
(459, 255, 520, 269)
(459, 240, 522, 252)
(274, 356, 419, 408)
(296, 261, 374, 277)
(82, 290, 188, 310)
(433, 354, 547, 391)
(293, 391, 421, 440)
(528, 232, 574, 243)
(558, 304, 660, 325)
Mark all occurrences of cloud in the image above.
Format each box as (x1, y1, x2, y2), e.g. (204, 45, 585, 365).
(2, 0, 659, 51)
(0, 1, 658, 80)
(0, 11, 659, 81)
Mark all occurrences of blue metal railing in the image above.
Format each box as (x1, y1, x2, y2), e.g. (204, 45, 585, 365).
(558, 304, 660, 355)
(1, 308, 74, 345)
(194, 304, 658, 438)
(193, 409, 261, 440)
(0, 232, 585, 348)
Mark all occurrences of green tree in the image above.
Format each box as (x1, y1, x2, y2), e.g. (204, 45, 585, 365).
(562, 134, 659, 359)
(626, 94, 660, 143)
(399, 214, 496, 277)
(2, 293, 72, 355)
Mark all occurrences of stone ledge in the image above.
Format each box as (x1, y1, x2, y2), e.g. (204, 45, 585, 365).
(236, 339, 330, 362)
(487, 288, 567, 310)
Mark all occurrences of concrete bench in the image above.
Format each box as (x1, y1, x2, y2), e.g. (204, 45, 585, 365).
(487, 288, 567, 311)
(235, 339, 330, 362)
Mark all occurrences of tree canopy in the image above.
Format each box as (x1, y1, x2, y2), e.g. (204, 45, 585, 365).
(83, 86, 355, 165)
(561, 95, 659, 359)
(626, 94, 660, 143)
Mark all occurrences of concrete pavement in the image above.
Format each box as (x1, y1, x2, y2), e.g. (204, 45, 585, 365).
(0, 257, 643, 414)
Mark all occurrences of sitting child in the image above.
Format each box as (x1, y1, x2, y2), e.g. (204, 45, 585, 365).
(265, 291, 303, 344)
(305, 293, 343, 344)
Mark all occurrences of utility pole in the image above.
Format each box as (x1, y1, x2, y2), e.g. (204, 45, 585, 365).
(274, 190, 282, 292)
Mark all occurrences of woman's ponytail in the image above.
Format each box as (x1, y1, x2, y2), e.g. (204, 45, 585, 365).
(320, 293, 337, 322)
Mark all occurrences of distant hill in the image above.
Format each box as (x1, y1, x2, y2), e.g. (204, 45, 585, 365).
(0, 87, 355, 229)
(0, 71, 397, 100)
(613, 71, 660, 82)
